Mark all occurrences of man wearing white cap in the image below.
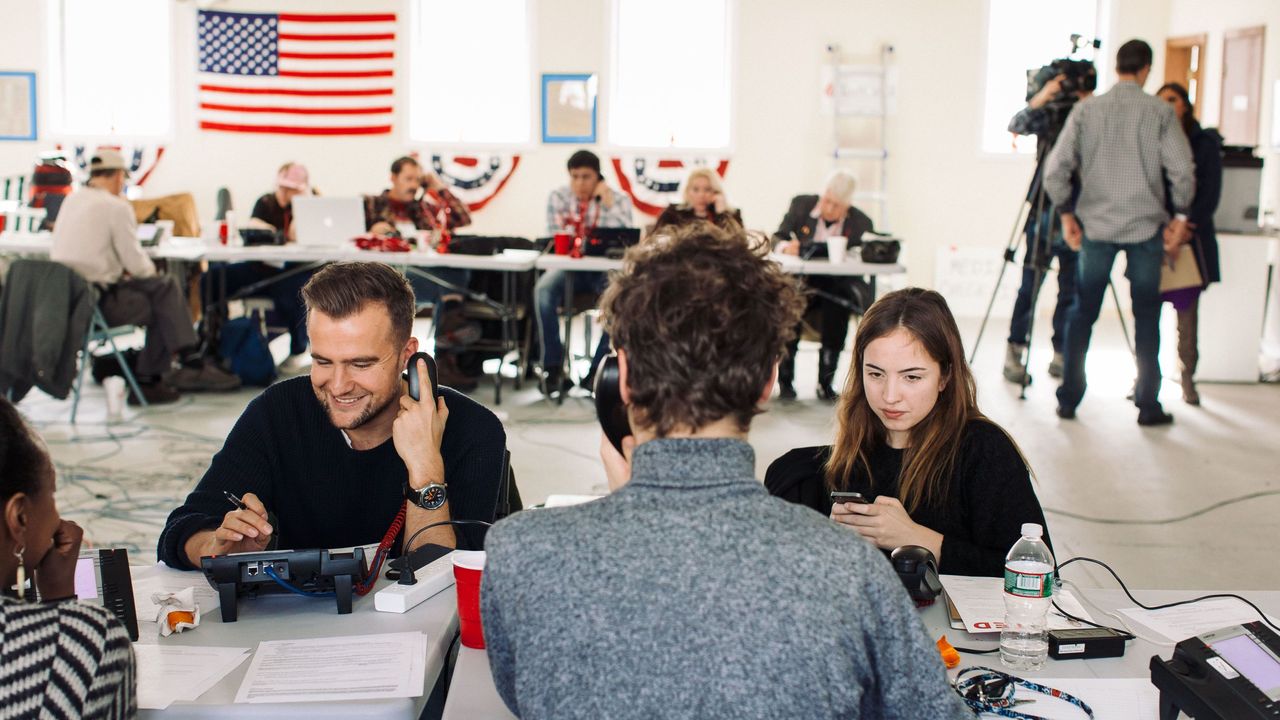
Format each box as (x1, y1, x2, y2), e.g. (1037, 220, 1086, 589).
(51, 149, 240, 403)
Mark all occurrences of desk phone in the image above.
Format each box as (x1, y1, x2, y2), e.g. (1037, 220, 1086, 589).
(1150, 621, 1280, 719)
(73, 548, 139, 641)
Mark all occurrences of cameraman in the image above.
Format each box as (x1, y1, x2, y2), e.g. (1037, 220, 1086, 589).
(1002, 68, 1093, 386)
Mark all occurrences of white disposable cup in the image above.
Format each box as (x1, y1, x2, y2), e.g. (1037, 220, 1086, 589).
(826, 235, 848, 263)
(103, 376, 126, 421)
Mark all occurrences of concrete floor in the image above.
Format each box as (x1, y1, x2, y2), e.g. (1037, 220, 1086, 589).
(19, 311, 1280, 594)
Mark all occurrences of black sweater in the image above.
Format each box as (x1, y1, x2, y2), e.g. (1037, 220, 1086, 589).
(764, 420, 1050, 577)
(158, 376, 506, 569)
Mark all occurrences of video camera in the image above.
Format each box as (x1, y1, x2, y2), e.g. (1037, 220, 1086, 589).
(1026, 58, 1098, 110)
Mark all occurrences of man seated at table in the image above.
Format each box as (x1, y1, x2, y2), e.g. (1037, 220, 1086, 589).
(365, 156, 480, 390)
(157, 261, 507, 570)
(50, 149, 240, 404)
(773, 169, 875, 402)
(207, 162, 315, 371)
(482, 225, 969, 719)
(537, 149, 634, 397)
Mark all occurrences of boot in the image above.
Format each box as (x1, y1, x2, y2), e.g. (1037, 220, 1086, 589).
(1047, 351, 1064, 379)
(434, 300, 482, 349)
(816, 349, 841, 402)
(1002, 343, 1031, 386)
(1177, 304, 1200, 405)
(778, 353, 797, 400)
(435, 352, 479, 392)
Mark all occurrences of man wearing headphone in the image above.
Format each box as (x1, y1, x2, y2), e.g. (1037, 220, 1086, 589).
(536, 150, 635, 398)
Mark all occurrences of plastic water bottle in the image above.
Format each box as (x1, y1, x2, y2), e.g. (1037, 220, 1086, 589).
(1000, 522, 1055, 671)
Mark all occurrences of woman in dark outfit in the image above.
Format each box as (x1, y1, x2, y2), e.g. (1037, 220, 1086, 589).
(651, 167, 742, 234)
(1156, 82, 1223, 406)
(765, 288, 1050, 577)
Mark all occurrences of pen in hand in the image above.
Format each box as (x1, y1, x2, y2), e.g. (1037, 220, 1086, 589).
(223, 490, 248, 511)
(223, 491, 278, 550)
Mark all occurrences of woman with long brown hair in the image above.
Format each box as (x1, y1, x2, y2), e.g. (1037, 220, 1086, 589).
(765, 288, 1050, 577)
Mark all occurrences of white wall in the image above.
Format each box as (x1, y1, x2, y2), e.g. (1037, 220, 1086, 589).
(2, 0, 1205, 297)
(1169, 0, 1280, 214)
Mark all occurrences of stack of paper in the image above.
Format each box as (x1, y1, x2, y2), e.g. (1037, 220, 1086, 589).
(1116, 597, 1280, 644)
(940, 575, 1096, 634)
(133, 645, 251, 710)
(234, 631, 428, 704)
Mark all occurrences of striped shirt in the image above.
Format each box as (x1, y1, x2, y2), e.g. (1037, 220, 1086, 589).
(0, 597, 135, 720)
(1044, 80, 1195, 243)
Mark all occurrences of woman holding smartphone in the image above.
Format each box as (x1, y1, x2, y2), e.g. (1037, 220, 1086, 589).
(1, 397, 136, 718)
(765, 288, 1050, 577)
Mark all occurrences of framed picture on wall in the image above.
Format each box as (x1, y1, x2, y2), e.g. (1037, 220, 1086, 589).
(542, 73, 597, 144)
(0, 71, 37, 141)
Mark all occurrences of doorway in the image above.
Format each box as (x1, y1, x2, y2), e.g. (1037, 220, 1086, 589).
(1164, 34, 1207, 119)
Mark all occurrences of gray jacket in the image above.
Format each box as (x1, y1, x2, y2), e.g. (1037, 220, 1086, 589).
(0, 259, 94, 402)
(481, 438, 973, 720)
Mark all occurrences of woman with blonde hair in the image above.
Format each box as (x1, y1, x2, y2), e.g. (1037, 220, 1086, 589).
(765, 288, 1050, 577)
(651, 167, 742, 234)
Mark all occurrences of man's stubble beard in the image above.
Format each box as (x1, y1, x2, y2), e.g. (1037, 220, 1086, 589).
(318, 390, 397, 431)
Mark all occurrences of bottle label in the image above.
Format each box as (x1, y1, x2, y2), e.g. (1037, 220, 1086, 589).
(1004, 567, 1054, 598)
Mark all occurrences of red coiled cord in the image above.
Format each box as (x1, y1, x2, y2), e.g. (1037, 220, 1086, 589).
(354, 506, 406, 596)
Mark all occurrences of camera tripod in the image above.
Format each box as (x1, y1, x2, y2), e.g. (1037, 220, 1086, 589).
(969, 139, 1135, 400)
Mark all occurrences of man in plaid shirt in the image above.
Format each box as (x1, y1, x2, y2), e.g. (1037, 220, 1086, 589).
(1044, 39, 1194, 426)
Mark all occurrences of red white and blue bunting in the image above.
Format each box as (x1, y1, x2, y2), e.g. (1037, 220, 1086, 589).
(429, 153, 521, 212)
(60, 143, 167, 186)
(610, 156, 731, 216)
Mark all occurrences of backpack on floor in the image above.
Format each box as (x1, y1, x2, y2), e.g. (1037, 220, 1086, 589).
(219, 311, 277, 386)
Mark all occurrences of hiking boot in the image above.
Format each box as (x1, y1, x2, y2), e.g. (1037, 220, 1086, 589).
(168, 363, 242, 392)
(778, 382, 797, 401)
(128, 381, 181, 406)
(436, 352, 479, 392)
(1003, 343, 1031, 385)
(1138, 407, 1174, 427)
(435, 303, 482, 349)
(1047, 352, 1064, 379)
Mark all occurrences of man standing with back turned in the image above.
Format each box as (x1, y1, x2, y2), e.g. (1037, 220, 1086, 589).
(1044, 39, 1194, 426)
(481, 225, 971, 719)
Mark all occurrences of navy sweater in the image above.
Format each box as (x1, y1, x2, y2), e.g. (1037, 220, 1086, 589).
(158, 376, 506, 569)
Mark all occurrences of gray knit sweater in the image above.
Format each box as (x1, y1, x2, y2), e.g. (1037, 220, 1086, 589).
(481, 438, 973, 719)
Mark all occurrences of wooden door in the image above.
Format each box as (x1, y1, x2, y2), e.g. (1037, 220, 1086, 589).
(1164, 34, 1207, 119)
(1220, 26, 1265, 146)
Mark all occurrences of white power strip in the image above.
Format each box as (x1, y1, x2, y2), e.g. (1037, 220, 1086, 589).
(373, 551, 457, 613)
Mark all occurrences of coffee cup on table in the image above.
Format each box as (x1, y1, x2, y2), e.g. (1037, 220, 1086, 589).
(826, 236, 848, 263)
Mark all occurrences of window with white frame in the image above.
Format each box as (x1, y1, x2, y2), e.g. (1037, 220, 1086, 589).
(48, 0, 171, 137)
(981, 0, 1100, 154)
(408, 0, 531, 145)
(608, 0, 732, 149)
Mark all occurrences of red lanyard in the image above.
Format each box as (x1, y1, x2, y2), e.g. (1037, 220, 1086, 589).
(576, 199, 598, 237)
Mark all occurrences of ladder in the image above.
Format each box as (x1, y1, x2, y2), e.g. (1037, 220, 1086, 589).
(827, 43, 893, 232)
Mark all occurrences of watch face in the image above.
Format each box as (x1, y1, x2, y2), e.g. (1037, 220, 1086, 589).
(420, 484, 446, 510)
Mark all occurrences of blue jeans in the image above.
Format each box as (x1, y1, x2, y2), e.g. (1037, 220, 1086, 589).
(1057, 231, 1164, 412)
(1007, 215, 1079, 352)
(535, 269, 609, 371)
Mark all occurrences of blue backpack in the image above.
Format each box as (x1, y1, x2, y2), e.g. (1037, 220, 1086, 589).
(219, 311, 277, 386)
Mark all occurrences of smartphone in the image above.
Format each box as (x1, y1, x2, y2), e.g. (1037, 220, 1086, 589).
(830, 491, 870, 505)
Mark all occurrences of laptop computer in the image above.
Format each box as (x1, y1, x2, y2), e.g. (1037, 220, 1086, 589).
(292, 196, 366, 247)
(583, 227, 641, 258)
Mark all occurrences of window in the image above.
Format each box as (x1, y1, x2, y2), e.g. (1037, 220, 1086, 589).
(608, 0, 732, 149)
(408, 0, 531, 145)
(47, 0, 171, 136)
(981, 0, 1100, 154)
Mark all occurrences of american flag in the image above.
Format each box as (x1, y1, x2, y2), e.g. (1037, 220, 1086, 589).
(196, 10, 396, 136)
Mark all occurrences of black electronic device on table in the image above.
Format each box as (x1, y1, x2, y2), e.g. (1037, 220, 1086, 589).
(583, 227, 641, 258)
(239, 227, 284, 246)
(891, 545, 943, 605)
(593, 354, 631, 454)
(405, 351, 438, 401)
(73, 548, 140, 641)
(1150, 621, 1280, 720)
(200, 547, 369, 622)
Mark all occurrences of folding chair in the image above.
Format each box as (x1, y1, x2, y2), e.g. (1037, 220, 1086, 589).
(69, 303, 148, 423)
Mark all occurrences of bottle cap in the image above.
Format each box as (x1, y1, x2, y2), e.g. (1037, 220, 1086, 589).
(1021, 522, 1043, 538)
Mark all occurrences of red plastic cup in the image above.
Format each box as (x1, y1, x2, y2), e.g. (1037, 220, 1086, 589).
(452, 550, 486, 649)
(554, 232, 571, 255)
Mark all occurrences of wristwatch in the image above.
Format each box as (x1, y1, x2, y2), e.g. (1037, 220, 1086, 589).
(405, 482, 448, 511)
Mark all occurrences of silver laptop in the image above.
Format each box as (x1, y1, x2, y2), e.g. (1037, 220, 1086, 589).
(292, 196, 366, 247)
